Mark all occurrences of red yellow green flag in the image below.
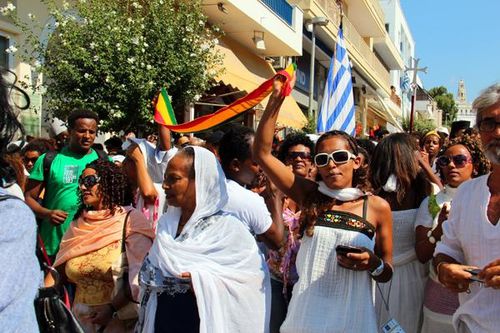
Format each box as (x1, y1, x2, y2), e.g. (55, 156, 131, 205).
(154, 88, 178, 126)
(155, 63, 295, 133)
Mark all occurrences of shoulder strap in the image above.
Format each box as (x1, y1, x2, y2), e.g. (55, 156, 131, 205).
(362, 195, 369, 220)
(43, 151, 57, 181)
(95, 149, 108, 160)
(121, 210, 133, 253)
(0, 193, 21, 202)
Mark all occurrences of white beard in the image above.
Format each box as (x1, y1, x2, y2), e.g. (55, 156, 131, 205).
(484, 141, 500, 165)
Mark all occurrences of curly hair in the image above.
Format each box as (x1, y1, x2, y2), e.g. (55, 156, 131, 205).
(67, 109, 99, 129)
(437, 134, 490, 180)
(77, 159, 131, 216)
(277, 131, 315, 163)
(22, 138, 54, 155)
(300, 130, 371, 237)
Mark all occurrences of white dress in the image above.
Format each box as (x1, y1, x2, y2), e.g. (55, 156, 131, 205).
(281, 210, 378, 333)
(375, 209, 427, 333)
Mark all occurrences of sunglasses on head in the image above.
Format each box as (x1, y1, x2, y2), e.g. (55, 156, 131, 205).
(286, 151, 311, 161)
(436, 154, 472, 168)
(78, 174, 101, 188)
(314, 150, 356, 167)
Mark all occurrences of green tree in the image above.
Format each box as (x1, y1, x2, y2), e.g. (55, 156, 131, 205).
(428, 86, 457, 125)
(402, 117, 436, 134)
(8, 0, 223, 132)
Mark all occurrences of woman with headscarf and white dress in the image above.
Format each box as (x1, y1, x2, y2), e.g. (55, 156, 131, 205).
(136, 146, 269, 333)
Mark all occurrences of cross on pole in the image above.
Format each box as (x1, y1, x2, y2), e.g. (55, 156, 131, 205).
(405, 57, 427, 133)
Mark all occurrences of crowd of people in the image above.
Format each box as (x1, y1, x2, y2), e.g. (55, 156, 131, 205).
(0, 66, 499, 333)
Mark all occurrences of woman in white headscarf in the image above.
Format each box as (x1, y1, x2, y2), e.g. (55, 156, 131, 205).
(136, 146, 268, 333)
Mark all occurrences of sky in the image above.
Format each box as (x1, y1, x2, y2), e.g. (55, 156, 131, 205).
(400, 0, 499, 102)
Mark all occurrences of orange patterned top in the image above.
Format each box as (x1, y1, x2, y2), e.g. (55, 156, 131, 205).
(66, 240, 121, 305)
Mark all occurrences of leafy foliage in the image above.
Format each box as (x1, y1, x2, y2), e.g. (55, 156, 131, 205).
(428, 86, 457, 125)
(8, 0, 223, 132)
(402, 116, 436, 134)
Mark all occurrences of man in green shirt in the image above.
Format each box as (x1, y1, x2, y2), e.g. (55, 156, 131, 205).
(25, 109, 101, 258)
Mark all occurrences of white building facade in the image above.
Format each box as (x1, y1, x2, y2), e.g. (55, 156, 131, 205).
(379, 0, 417, 120)
(455, 79, 475, 126)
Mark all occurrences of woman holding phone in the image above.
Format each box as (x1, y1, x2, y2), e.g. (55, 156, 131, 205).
(254, 78, 393, 332)
(415, 135, 489, 332)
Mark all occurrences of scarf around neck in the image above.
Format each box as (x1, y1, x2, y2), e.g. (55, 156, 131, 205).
(317, 181, 365, 201)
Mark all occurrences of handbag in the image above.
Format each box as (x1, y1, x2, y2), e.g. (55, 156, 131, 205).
(0, 193, 83, 333)
(35, 265, 85, 333)
(111, 210, 139, 320)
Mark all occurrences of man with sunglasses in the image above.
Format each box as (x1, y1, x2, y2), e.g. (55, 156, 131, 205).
(24, 109, 104, 261)
(434, 83, 500, 333)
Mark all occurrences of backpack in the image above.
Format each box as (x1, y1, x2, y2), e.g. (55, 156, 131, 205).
(42, 149, 108, 181)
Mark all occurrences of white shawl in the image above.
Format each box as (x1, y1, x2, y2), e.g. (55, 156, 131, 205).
(140, 146, 268, 333)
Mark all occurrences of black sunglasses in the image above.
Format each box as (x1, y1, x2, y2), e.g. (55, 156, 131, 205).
(286, 151, 311, 160)
(78, 174, 101, 188)
(436, 154, 472, 168)
(478, 118, 500, 132)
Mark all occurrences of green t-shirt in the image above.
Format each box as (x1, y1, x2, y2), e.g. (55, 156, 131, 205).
(29, 147, 100, 255)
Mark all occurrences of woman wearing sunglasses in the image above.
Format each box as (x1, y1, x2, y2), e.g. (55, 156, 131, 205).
(268, 132, 315, 332)
(254, 80, 393, 332)
(415, 135, 489, 333)
(52, 159, 155, 333)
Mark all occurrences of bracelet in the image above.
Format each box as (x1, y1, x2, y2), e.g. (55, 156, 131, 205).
(370, 259, 385, 277)
(436, 262, 447, 278)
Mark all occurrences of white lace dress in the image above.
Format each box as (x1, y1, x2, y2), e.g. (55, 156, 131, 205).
(281, 210, 378, 333)
(375, 209, 428, 333)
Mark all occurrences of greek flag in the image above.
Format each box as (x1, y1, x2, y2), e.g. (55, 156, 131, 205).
(317, 26, 355, 135)
(400, 72, 411, 92)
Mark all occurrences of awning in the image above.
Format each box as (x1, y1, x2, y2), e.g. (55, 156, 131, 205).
(367, 96, 404, 132)
(215, 38, 307, 129)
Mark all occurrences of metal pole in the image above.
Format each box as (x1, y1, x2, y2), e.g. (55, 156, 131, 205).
(308, 26, 316, 120)
(409, 86, 416, 133)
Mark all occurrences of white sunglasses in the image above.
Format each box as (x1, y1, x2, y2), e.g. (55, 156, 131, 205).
(314, 149, 357, 167)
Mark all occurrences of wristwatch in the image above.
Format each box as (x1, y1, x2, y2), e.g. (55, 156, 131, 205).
(370, 260, 385, 277)
(427, 229, 436, 244)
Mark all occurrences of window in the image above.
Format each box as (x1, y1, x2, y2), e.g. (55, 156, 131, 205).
(385, 23, 390, 33)
(0, 35, 9, 69)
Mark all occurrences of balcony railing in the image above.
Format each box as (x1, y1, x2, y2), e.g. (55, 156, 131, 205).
(313, 1, 389, 91)
(260, 0, 293, 26)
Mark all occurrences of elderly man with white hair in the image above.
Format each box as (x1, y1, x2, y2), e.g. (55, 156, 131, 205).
(433, 83, 500, 333)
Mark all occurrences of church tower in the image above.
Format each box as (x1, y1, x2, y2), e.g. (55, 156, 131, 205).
(457, 80, 467, 104)
(454, 80, 475, 126)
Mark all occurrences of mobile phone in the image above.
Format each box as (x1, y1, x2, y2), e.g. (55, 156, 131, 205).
(465, 268, 484, 283)
(335, 245, 363, 256)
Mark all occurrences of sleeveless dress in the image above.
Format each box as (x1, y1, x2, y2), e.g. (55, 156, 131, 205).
(375, 209, 427, 333)
(281, 203, 378, 333)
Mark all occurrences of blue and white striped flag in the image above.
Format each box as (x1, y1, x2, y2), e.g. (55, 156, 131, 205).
(317, 26, 355, 135)
(400, 72, 411, 92)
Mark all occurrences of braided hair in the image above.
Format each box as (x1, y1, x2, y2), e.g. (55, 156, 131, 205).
(300, 130, 371, 237)
(77, 159, 131, 216)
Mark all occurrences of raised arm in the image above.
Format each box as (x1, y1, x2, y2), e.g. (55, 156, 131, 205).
(157, 124, 172, 152)
(126, 144, 158, 205)
(253, 79, 316, 206)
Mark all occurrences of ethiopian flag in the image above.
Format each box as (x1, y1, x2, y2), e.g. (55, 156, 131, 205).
(154, 88, 178, 126)
(155, 63, 295, 133)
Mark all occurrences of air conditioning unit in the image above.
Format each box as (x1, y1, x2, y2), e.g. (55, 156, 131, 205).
(266, 56, 287, 70)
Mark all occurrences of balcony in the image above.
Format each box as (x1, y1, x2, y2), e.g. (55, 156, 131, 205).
(202, 0, 302, 56)
(260, 0, 294, 26)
